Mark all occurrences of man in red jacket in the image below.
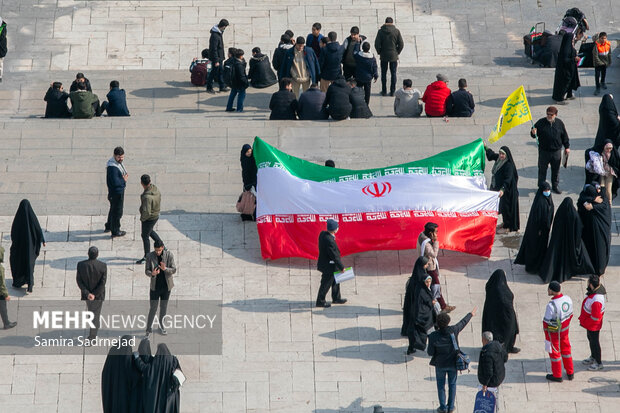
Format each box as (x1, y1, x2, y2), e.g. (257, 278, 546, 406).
(422, 74, 451, 117)
(543, 281, 574, 382)
(579, 274, 606, 371)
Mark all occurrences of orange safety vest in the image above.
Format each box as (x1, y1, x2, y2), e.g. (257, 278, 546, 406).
(596, 41, 611, 56)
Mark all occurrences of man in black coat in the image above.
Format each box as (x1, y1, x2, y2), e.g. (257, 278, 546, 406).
(374, 17, 404, 96)
(226, 49, 249, 112)
(76, 246, 107, 339)
(272, 34, 293, 79)
(69, 72, 92, 92)
(298, 83, 327, 120)
(0, 17, 7, 82)
(44, 82, 71, 118)
(101, 80, 130, 116)
(248, 47, 277, 89)
(478, 331, 508, 396)
(319, 31, 344, 93)
(341, 26, 366, 80)
(322, 78, 352, 121)
(316, 219, 347, 308)
(530, 105, 570, 193)
(445, 78, 475, 117)
(269, 78, 298, 120)
(206, 19, 230, 94)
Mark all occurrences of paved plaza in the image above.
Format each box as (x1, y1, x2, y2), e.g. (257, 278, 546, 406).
(1, 0, 620, 412)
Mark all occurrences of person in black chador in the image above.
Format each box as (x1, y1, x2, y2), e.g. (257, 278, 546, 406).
(594, 94, 620, 150)
(577, 184, 611, 275)
(10, 199, 45, 293)
(405, 259, 436, 356)
(552, 33, 580, 103)
(401, 256, 429, 337)
(101, 335, 141, 413)
(486, 146, 519, 233)
(539, 197, 594, 283)
(482, 269, 520, 354)
(134, 343, 182, 413)
(514, 182, 554, 274)
(239, 143, 257, 221)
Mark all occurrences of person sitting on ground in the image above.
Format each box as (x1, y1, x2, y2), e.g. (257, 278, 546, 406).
(70, 72, 92, 92)
(189, 48, 210, 72)
(70, 81, 101, 119)
(394, 78, 422, 117)
(44, 82, 71, 118)
(269, 78, 298, 120)
(101, 80, 130, 117)
(349, 79, 373, 119)
(445, 78, 475, 117)
(322, 78, 352, 121)
(248, 47, 277, 89)
(422, 73, 451, 117)
(298, 83, 327, 120)
(189, 48, 211, 86)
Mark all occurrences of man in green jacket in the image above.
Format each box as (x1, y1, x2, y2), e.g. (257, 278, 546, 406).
(69, 81, 101, 118)
(0, 246, 17, 329)
(374, 17, 404, 97)
(136, 174, 162, 264)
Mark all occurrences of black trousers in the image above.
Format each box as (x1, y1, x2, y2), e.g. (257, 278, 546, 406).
(141, 218, 162, 257)
(316, 272, 341, 305)
(358, 81, 372, 105)
(206, 61, 225, 90)
(0, 297, 10, 326)
(587, 329, 601, 364)
(595, 66, 607, 87)
(343, 64, 356, 80)
(86, 300, 103, 338)
(380, 60, 398, 93)
(106, 192, 124, 235)
(147, 288, 171, 332)
(537, 149, 562, 188)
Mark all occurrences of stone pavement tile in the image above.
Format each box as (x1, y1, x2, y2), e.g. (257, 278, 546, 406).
(34, 373, 59, 405)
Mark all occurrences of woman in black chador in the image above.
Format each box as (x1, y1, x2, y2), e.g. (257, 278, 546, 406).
(594, 94, 620, 149)
(482, 269, 520, 354)
(134, 343, 182, 413)
(240, 143, 258, 191)
(401, 256, 429, 337)
(10, 199, 45, 293)
(539, 197, 594, 283)
(514, 182, 554, 273)
(404, 256, 436, 356)
(486, 146, 519, 233)
(577, 184, 612, 275)
(101, 335, 141, 413)
(552, 33, 580, 103)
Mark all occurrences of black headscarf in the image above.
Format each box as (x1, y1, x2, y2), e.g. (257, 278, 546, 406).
(240, 144, 258, 191)
(539, 197, 594, 282)
(514, 182, 554, 273)
(407, 272, 435, 351)
(486, 146, 519, 231)
(594, 94, 620, 149)
(401, 256, 428, 336)
(578, 184, 612, 275)
(101, 335, 141, 413)
(481, 270, 519, 352)
(138, 337, 153, 364)
(135, 343, 182, 413)
(552, 33, 580, 101)
(10, 199, 45, 291)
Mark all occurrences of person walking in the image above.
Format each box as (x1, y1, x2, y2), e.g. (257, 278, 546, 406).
(427, 308, 477, 413)
(0, 16, 7, 83)
(592, 32, 611, 95)
(417, 222, 454, 313)
(552, 32, 580, 104)
(136, 174, 162, 264)
(481, 269, 520, 354)
(145, 240, 176, 337)
(405, 260, 436, 356)
(477, 331, 508, 405)
(76, 246, 107, 339)
(530, 106, 570, 194)
(316, 219, 347, 308)
(579, 274, 606, 371)
(374, 17, 404, 96)
(0, 245, 16, 329)
(206, 19, 230, 94)
(10, 199, 45, 294)
(105, 146, 128, 237)
(543, 281, 574, 382)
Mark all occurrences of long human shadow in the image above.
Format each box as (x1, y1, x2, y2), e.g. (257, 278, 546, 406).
(319, 327, 402, 341)
(314, 397, 433, 412)
(321, 343, 412, 364)
(222, 298, 401, 319)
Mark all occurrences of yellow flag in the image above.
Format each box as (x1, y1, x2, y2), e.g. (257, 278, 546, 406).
(488, 85, 532, 143)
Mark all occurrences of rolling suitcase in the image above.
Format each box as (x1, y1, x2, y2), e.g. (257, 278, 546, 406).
(524, 22, 545, 58)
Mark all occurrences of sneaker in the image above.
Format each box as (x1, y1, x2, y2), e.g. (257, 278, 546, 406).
(316, 302, 331, 308)
(546, 374, 562, 382)
(3, 321, 17, 330)
(219, 87, 230, 93)
(111, 231, 126, 238)
(332, 298, 347, 304)
(589, 363, 603, 371)
(159, 327, 167, 336)
(380, 91, 387, 97)
(206, 88, 216, 94)
(582, 356, 595, 365)
(594, 87, 600, 96)
(136, 257, 146, 264)
(552, 186, 562, 195)
(443, 305, 456, 313)
(602, 83, 608, 90)
(567, 373, 574, 381)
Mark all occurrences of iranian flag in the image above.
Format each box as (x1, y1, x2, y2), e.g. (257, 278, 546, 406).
(253, 137, 499, 260)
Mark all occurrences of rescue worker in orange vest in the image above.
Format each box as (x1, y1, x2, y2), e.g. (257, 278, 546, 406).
(543, 281, 574, 382)
(579, 274, 606, 371)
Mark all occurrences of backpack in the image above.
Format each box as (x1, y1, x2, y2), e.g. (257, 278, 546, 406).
(190, 62, 209, 86)
(222, 58, 235, 87)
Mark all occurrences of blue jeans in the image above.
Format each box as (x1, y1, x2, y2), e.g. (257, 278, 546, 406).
(435, 366, 457, 411)
(226, 88, 246, 112)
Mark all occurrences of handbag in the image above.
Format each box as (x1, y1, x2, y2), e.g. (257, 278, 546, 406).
(450, 332, 470, 372)
(236, 190, 256, 215)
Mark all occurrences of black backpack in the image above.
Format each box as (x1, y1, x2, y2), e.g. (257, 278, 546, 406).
(222, 58, 235, 87)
